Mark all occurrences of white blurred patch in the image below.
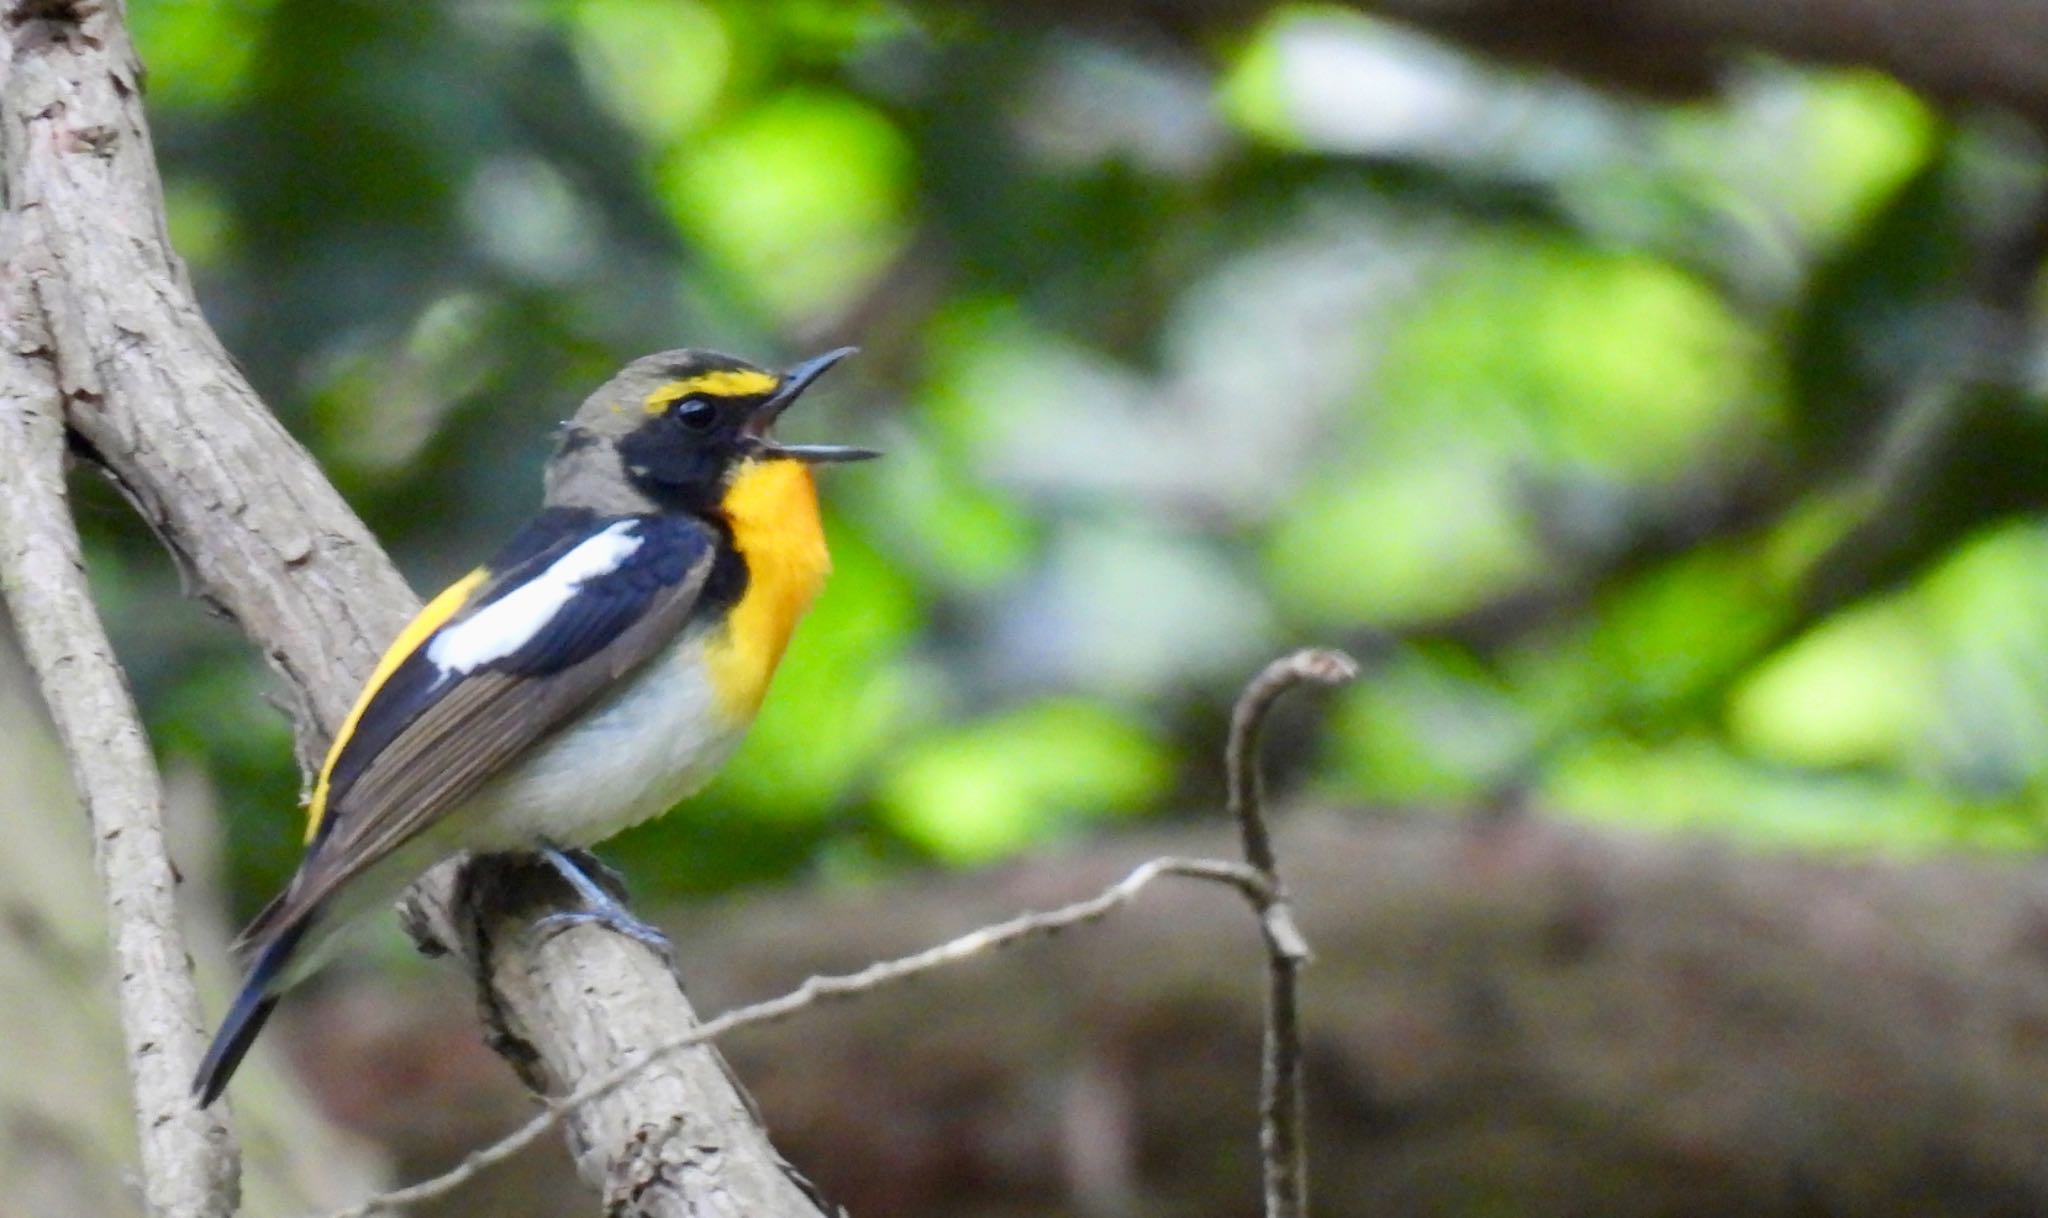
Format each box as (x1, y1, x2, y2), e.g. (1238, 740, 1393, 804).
(462, 154, 601, 284)
(992, 522, 1275, 697)
(962, 216, 1426, 519)
(1256, 13, 1620, 177)
(1019, 44, 1225, 177)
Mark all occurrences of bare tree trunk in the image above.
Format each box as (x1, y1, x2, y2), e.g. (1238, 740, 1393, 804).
(0, 632, 385, 1217)
(0, 286, 236, 1217)
(0, 3, 830, 1214)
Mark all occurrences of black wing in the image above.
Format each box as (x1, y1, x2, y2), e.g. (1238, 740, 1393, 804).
(243, 509, 721, 951)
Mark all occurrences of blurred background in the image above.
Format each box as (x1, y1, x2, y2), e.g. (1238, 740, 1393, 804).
(16, 0, 2048, 1214)
(112, 0, 2048, 905)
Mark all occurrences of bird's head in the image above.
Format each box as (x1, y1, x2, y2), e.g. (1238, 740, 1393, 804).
(547, 347, 875, 514)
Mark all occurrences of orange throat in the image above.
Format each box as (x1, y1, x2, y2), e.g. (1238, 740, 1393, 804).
(707, 458, 831, 717)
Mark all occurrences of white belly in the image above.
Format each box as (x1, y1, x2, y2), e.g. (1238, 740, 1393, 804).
(277, 632, 753, 982)
(459, 631, 750, 850)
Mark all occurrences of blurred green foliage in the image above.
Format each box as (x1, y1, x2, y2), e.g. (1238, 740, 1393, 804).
(93, 0, 2048, 915)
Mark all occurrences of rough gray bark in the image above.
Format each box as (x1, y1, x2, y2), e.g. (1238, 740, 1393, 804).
(0, 297, 234, 1217)
(0, 632, 385, 1218)
(0, 625, 181, 1218)
(403, 858, 830, 1216)
(0, 3, 830, 1215)
(302, 810, 2048, 1218)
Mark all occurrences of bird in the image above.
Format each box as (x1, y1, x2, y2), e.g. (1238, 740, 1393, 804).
(193, 346, 876, 1105)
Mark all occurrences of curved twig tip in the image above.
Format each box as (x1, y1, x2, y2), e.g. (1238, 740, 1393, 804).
(1221, 647, 1348, 1218)
(1285, 647, 1359, 687)
(1227, 646, 1357, 879)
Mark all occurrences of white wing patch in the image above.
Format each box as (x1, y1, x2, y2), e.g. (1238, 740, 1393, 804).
(426, 521, 644, 674)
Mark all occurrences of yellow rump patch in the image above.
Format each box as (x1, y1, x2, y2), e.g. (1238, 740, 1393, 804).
(705, 458, 830, 718)
(642, 370, 779, 413)
(305, 568, 490, 843)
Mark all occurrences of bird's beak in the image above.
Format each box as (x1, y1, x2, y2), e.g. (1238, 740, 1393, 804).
(750, 346, 881, 464)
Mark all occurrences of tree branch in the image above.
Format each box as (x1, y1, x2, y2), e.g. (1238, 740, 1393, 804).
(0, 278, 235, 1215)
(1226, 648, 1356, 1218)
(1003, 0, 2048, 132)
(1379, 0, 2048, 126)
(334, 856, 1273, 1217)
(0, 4, 829, 1215)
(344, 649, 1354, 1217)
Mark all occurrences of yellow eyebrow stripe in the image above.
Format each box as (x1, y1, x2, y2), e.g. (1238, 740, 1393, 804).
(304, 567, 490, 843)
(642, 370, 778, 413)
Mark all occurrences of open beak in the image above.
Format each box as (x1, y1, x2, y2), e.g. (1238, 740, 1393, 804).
(749, 346, 880, 464)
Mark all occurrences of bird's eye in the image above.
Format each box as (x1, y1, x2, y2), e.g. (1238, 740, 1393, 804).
(671, 397, 717, 430)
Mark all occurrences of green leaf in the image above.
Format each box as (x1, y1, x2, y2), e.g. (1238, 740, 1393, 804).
(662, 87, 913, 321)
(878, 701, 1172, 862)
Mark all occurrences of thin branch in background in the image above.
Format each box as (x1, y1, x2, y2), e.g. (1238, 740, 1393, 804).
(328, 856, 1269, 1218)
(0, 293, 238, 1217)
(1228, 648, 1358, 876)
(324, 648, 1353, 1218)
(1227, 648, 1358, 1218)
(993, 0, 2048, 135)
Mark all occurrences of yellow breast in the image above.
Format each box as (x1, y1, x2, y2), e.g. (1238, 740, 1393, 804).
(705, 458, 831, 717)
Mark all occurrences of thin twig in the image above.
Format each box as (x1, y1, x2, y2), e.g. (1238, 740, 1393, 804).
(1228, 648, 1360, 879)
(325, 648, 1353, 1217)
(0, 289, 239, 1217)
(332, 646, 1355, 1218)
(1227, 648, 1359, 1218)
(323, 856, 1274, 1218)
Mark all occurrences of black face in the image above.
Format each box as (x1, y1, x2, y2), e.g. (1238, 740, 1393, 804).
(591, 347, 875, 513)
(615, 387, 767, 511)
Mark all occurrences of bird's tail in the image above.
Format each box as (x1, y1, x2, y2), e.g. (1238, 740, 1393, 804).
(193, 896, 312, 1106)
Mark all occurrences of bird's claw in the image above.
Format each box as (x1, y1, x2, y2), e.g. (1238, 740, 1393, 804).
(534, 845, 673, 965)
(534, 906, 674, 964)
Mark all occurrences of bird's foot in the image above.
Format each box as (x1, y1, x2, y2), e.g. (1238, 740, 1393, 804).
(535, 845, 673, 964)
(533, 906, 674, 961)
(554, 846, 631, 899)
